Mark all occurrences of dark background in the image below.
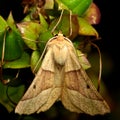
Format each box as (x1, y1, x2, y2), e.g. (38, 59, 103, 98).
(94, 1, 119, 120)
(94, 0, 119, 103)
(0, 0, 119, 120)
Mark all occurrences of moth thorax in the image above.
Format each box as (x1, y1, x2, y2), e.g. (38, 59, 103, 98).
(53, 45, 68, 66)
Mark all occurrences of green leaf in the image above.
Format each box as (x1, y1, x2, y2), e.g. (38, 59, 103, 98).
(0, 82, 25, 112)
(39, 13, 48, 29)
(44, 0, 54, 9)
(0, 30, 23, 60)
(76, 50, 91, 70)
(7, 12, 17, 31)
(78, 17, 99, 37)
(17, 21, 42, 50)
(0, 16, 8, 32)
(83, 3, 101, 24)
(22, 14, 31, 22)
(49, 14, 79, 39)
(49, 15, 70, 35)
(38, 30, 53, 52)
(56, 0, 93, 16)
(31, 50, 41, 73)
(31, 31, 53, 73)
(3, 52, 30, 69)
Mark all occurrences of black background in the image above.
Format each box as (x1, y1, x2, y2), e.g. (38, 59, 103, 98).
(94, 0, 119, 100)
(93, 1, 119, 120)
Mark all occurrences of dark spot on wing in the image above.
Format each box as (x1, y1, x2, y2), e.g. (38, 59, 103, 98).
(33, 84, 36, 89)
(86, 84, 90, 89)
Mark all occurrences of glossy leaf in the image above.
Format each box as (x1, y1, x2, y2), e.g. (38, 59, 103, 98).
(56, 0, 92, 16)
(39, 13, 48, 29)
(22, 14, 31, 22)
(0, 30, 23, 61)
(3, 52, 30, 69)
(78, 17, 99, 38)
(83, 3, 101, 24)
(17, 21, 42, 50)
(7, 12, 17, 31)
(31, 50, 41, 73)
(76, 50, 91, 70)
(49, 14, 79, 39)
(31, 31, 53, 73)
(0, 16, 8, 32)
(38, 30, 53, 52)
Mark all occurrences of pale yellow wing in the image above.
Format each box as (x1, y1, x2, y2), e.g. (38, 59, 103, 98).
(15, 47, 61, 115)
(61, 47, 110, 115)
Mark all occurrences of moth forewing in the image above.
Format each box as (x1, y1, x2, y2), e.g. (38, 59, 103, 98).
(62, 66, 110, 115)
(15, 37, 62, 114)
(15, 33, 110, 115)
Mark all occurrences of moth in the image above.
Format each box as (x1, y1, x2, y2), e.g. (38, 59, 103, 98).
(15, 33, 110, 115)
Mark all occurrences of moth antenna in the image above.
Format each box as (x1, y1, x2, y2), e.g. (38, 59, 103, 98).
(21, 37, 39, 43)
(1, 27, 9, 65)
(69, 10, 72, 37)
(33, 8, 69, 73)
(51, 9, 64, 34)
(0, 27, 9, 83)
(32, 40, 48, 74)
(90, 41, 102, 92)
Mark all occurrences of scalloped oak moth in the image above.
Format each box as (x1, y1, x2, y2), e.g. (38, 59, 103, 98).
(15, 33, 110, 115)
